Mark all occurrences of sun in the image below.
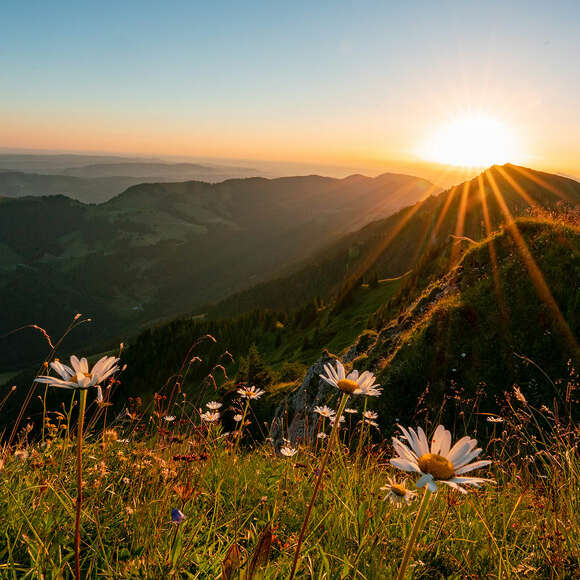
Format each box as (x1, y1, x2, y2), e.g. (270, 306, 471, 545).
(418, 114, 521, 168)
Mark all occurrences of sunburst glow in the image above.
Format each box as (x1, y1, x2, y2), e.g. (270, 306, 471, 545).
(418, 115, 521, 168)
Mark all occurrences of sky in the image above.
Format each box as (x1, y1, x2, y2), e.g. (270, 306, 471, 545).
(1, 0, 580, 184)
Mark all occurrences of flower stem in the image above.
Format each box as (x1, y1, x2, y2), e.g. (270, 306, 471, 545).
(232, 399, 250, 458)
(74, 389, 87, 580)
(289, 392, 349, 580)
(396, 487, 431, 580)
(356, 397, 368, 460)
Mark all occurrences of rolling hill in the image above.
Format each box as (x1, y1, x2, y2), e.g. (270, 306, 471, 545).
(206, 163, 580, 316)
(0, 171, 435, 370)
(0, 171, 140, 204)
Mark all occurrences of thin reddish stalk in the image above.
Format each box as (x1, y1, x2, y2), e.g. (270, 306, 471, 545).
(74, 389, 88, 580)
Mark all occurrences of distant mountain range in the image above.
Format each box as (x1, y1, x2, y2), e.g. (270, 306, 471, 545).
(0, 154, 262, 203)
(0, 171, 436, 369)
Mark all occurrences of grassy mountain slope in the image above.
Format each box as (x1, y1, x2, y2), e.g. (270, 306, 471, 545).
(364, 217, 579, 420)
(113, 216, 578, 428)
(207, 164, 580, 317)
(0, 172, 434, 370)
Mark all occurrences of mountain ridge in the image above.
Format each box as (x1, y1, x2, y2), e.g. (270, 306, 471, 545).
(0, 171, 436, 369)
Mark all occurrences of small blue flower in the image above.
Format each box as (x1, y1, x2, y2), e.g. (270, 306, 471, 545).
(172, 508, 186, 524)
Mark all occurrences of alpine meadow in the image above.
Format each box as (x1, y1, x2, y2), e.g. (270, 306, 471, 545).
(1, 2, 579, 579)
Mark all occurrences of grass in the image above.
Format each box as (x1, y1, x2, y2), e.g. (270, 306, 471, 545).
(1, 383, 578, 579)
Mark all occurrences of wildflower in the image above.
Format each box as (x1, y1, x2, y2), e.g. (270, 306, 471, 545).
(486, 416, 504, 423)
(163, 415, 176, 422)
(344, 407, 358, 414)
(172, 509, 186, 524)
(390, 425, 493, 493)
(329, 415, 345, 426)
(280, 446, 298, 457)
(363, 410, 378, 420)
(513, 386, 527, 404)
(237, 385, 265, 400)
(233, 414, 243, 422)
(102, 429, 118, 442)
(317, 432, 328, 439)
(320, 360, 381, 396)
(35, 355, 119, 390)
(200, 410, 220, 423)
(206, 401, 223, 410)
(14, 448, 29, 461)
(381, 477, 416, 506)
(313, 405, 336, 418)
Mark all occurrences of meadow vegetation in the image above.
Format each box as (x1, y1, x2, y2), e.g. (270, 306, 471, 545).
(0, 351, 578, 578)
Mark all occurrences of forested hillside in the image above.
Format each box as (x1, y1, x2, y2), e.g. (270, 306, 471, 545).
(0, 172, 434, 370)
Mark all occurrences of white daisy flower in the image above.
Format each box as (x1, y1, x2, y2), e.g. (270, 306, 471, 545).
(344, 408, 358, 414)
(381, 477, 416, 507)
(363, 410, 378, 420)
(320, 360, 382, 396)
(233, 414, 243, 422)
(390, 424, 493, 493)
(35, 355, 119, 390)
(163, 415, 176, 422)
(237, 386, 265, 400)
(280, 446, 297, 457)
(329, 415, 345, 426)
(200, 410, 220, 423)
(206, 401, 222, 410)
(317, 432, 328, 439)
(313, 405, 336, 418)
(486, 416, 504, 423)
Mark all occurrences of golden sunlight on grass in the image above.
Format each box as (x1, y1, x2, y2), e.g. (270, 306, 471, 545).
(418, 114, 522, 168)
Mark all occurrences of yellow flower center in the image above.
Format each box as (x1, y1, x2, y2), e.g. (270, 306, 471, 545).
(337, 379, 359, 393)
(390, 484, 407, 497)
(417, 453, 455, 480)
(70, 372, 92, 384)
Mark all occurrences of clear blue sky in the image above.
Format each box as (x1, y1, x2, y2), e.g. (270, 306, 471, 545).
(1, 0, 579, 177)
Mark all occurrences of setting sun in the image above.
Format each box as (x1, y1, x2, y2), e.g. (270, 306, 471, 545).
(418, 115, 521, 168)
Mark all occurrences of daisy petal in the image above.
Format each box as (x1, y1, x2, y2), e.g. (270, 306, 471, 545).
(390, 458, 420, 473)
(454, 460, 492, 475)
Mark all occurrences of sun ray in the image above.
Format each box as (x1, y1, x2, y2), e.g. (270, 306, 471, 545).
(347, 178, 442, 234)
(495, 165, 540, 209)
(335, 195, 431, 302)
(408, 171, 460, 267)
(485, 171, 579, 355)
(508, 165, 570, 202)
(450, 180, 471, 266)
(477, 174, 508, 324)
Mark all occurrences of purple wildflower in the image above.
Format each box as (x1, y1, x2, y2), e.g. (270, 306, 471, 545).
(172, 508, 186, 524)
